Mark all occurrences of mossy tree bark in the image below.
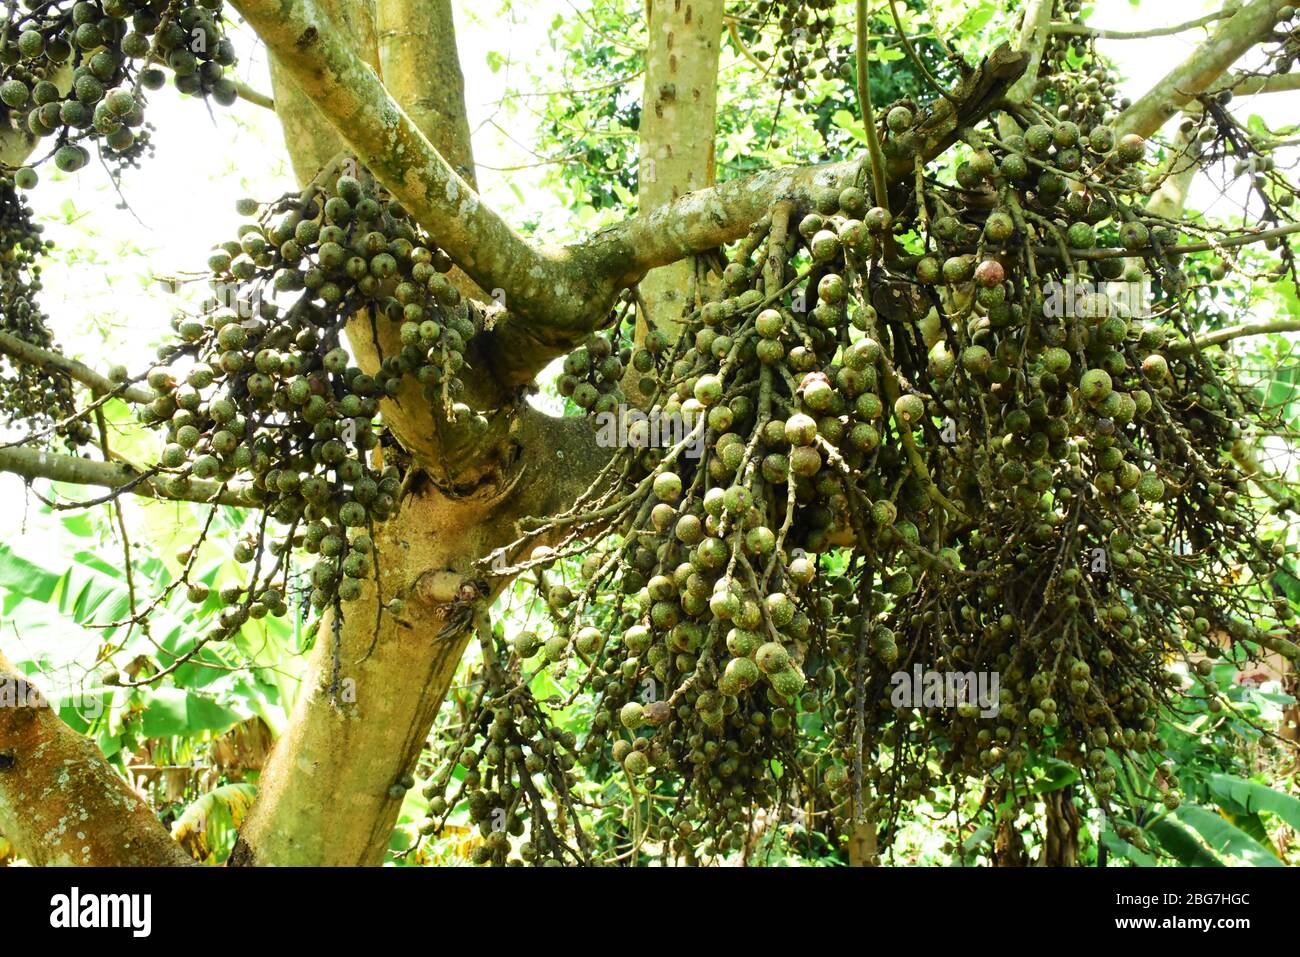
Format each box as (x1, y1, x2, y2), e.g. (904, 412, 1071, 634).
(0, 652, 194, 867)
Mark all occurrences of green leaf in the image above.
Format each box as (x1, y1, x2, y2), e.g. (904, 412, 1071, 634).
(1029, 757, 1079, 794)
(1275, 561, 1300, 606)
(1101, 830, 1158, 866)
(58, 513, 96, 537)
(1247, 114, 1272, 140)
(831, 109, 867, 145)
(1149, 817, 1224, 867)
(961, 824, 993, 853)
(140, 687, 243, 738)
(1205, 773, 1300, 831)
(0, 542, 64, 602)
(63, 561, 131, 625)
(172, 783, 257, 864)
(1222, 808, 1272, 850)
(1173, 805, 1283, 867)
(960, 6, 995, 33)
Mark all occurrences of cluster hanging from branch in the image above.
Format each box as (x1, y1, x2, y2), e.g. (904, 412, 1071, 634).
(0, 0, 239, 178)
(139, 163, 478, 636)
(409, 29, 1300, 865)
(0, 173, 90, 447)
(733, 0, 848, 100)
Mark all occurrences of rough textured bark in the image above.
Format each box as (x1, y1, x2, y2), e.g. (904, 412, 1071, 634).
(637, 0, 725, 339)
(0, 652, 193, 866)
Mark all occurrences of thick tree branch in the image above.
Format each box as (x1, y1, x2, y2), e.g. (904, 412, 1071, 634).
(1170, 319, 1300, 354)
(1048, 10, 1230, 40)
(1146, 115, 1204, 221)
(488, 41, 1031, 385)
(1007, 0, 1058, 105)
(636, 0, 724, 338)
(0, 651, 192, 866)
(263, 0, 380, 184)
(1211, 71, 1300, 96)
(232, 0, 590, 344)
(1256, 630, 1300, 662)
(996, 0, 1057, 140)
(1117, 0, 1292, 139)
(595, 43, 1031, 290)
(0, 446, 256, 507)
(235, 0, 1028, 391)
(1032, 221, 1300, 260)
(376, 0, 476, 187)
(0, 331, 153, 405)
(261, 0, 494, 476)
(605, 160, 854, 285)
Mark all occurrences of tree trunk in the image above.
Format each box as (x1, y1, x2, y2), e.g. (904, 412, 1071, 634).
(993, 816, 1028, 866)
(232, 1, 609, 865)
(1039, 790, 1080, 866)
(376, 0, 477, 185)
(233, 406, 606, 865)
(637, 0, 725, 338)
(0, 652, 193, 866)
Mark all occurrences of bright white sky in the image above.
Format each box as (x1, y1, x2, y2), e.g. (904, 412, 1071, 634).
(4, 0, 1298, 542)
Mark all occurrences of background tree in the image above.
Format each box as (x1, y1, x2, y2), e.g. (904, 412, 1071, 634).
(1, 0, 1299, 867)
